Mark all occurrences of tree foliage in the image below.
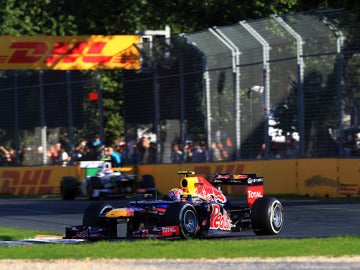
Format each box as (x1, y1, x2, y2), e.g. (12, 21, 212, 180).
(0, 0, 358, 146)
(0, 0, 77, 35)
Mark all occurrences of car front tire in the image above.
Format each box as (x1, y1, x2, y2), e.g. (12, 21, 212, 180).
(82, 202, 114, 226)
(179, 204, 198, 239)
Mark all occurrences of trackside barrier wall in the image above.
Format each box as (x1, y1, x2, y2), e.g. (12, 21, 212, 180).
(0, 166, 78, 195)
(137, 159, 360, 197)
(0, 160, 359, 197)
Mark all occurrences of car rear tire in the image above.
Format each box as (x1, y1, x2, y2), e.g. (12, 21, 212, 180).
(179, 204, 198, 239)
(251, 197, 283, 235)
(87, 176, 102, 200)
(140, 174, 155, 188)
(60, 176, 78, 200)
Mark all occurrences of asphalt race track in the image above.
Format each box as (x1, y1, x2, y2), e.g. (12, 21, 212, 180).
(0, 197, 359, 238)
(1, 198, 359, 269)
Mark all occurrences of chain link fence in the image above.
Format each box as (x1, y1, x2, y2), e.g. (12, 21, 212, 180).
(0, 9, 359, 166)
(0, 70, 103, 166)
(122, 9, 360, 164)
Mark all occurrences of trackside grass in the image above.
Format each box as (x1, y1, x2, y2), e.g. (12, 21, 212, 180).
(0, 227, 55, 241)
(0, 227, 359, 259)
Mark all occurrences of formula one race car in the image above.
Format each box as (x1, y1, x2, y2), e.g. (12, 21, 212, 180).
(65, 171, 284, 240)
(60, 161, 140, 200)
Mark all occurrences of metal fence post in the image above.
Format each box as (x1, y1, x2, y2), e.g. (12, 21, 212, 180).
(66, 71, 74, 157)
(318, 13, 345, 157)
(38, 70, 47, 165)
(179, 55, 186, 148)
(240, 21, 271, 159)
(13, 72, 19, 165)
(273, 15, 305, 157)
(182, 34, 212, 154)
(210, 27, 242, 160)
(152, 61, 161, 163)
(204, 70, 212, 151)
(96, 71, 105, 146)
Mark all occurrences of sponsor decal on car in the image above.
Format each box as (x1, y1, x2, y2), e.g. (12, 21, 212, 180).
(209, 204, 231, 231)
(161, 226, 180, 237)
(247, 185, 264, 208)
(194, 177, 227, 204)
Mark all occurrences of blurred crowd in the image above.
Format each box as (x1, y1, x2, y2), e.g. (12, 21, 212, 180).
(0, 134, 235, 167)
(41, 135, 157, 167)
(1, 129, 360, 167)
(171, 137, 234, 163)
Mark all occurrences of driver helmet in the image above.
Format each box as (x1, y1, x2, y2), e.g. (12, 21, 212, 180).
(168, 188, 183, 201)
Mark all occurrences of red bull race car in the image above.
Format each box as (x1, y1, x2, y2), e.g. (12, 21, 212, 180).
(65, 171, 284, 240)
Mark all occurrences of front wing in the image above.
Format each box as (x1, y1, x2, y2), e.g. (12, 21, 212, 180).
(65, 224, 181, 239)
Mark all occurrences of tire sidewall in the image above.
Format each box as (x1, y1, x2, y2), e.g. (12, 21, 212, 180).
(270, 199, 283, 233)
(60, 176, 78, 200)
(178, 203, 198, 239)
(82, 202, 114, 226)
(251, 197, 283, 235)
(87, 176, 102, 200)
(140, 174, 155, 188)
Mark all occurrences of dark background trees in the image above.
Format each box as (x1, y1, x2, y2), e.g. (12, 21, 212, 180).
(0, 0, 358, 146)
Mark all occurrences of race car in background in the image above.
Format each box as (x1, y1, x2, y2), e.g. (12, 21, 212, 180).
(65, 171, 284, 240)
(60, 161, 152, 200)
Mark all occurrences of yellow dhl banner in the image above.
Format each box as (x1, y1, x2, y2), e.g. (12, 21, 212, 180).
(0, 35, 140, 70)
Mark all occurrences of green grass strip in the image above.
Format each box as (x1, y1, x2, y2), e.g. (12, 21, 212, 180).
(0, 227, 359, 259)
(0, 227, 52, 241)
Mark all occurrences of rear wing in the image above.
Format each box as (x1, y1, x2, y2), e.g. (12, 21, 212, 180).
(79, 161, 135, 174)
(178, 171, 264, 208)
(211, 173, 264, 208)
(211, 173, 263, 186)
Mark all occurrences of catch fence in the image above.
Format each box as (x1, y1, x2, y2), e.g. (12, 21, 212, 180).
(123, 9, 360, 163)
(0, 9, 359, 165)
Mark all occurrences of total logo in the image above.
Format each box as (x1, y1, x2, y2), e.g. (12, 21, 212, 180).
(247, 190, 263, 199)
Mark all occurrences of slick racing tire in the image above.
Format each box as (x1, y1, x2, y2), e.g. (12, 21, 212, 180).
(140, 174, 155, 189)
(179, 204, 198, 239)
(87, 176, 103, 200)
(83, 202, 114, 226)
(60, 176, 78, 200)
(251, 197, 284, 235)
(82, 202, 116, 238)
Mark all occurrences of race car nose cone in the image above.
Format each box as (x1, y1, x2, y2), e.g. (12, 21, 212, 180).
(106, 208, 134, 218)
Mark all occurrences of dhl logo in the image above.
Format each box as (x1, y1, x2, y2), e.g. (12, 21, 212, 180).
(338, 183, 360, 197)
(0, 35, 140, 70)
(0, 169, 58, 195)
(193, 164, 245, 175)
(193, 164, 246, 194)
